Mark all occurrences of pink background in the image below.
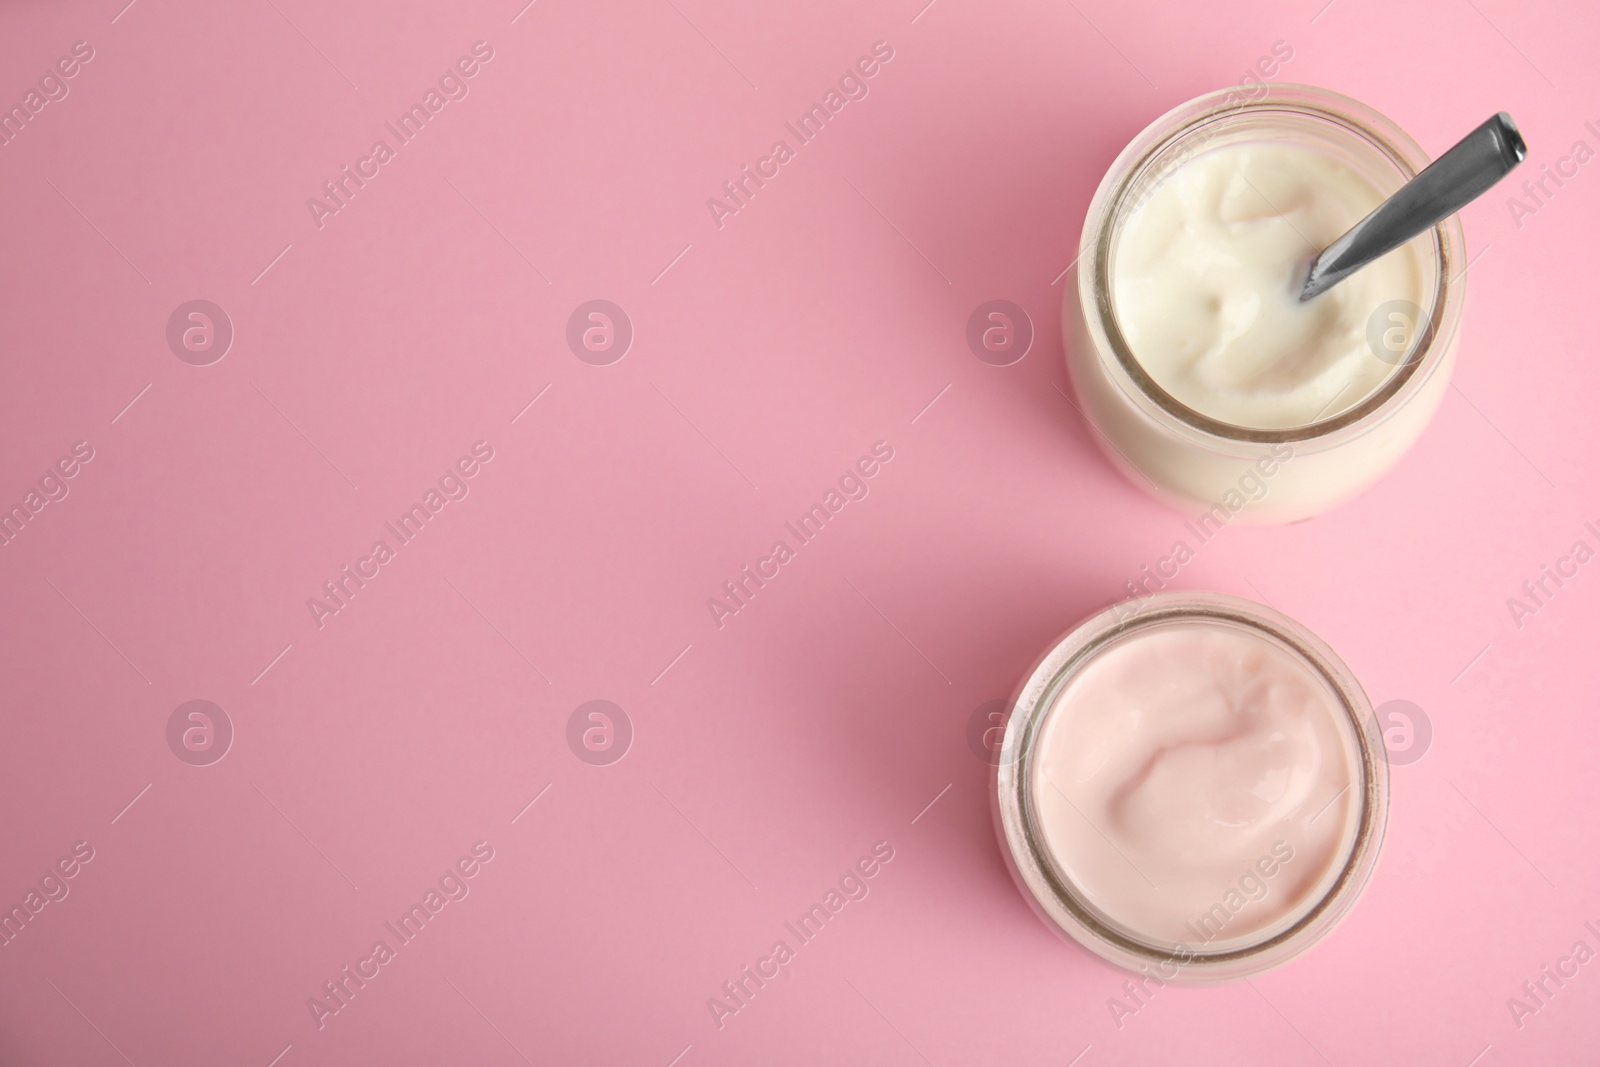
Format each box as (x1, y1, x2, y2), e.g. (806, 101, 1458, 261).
(2, 0, 1598, 1064)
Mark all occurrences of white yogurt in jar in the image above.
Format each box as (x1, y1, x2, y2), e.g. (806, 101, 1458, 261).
(1112, 143, 1425, 430)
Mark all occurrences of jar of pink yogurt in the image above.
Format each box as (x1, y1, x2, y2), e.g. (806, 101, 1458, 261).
(993, 591, 1389, 982)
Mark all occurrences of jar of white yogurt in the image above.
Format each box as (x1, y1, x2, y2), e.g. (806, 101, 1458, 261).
(1066, 84, 1467, 522)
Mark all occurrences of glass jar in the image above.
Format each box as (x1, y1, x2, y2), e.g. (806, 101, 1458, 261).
(1064, 84, 1467, 523)
(992, 591, 1390, 983)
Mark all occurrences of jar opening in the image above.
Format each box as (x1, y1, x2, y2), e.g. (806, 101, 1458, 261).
(997, 593, 1390, 980)
(1092, 89, 1456, 445)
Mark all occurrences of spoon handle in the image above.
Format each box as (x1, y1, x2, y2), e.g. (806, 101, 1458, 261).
(1300, 112, 1526, 301)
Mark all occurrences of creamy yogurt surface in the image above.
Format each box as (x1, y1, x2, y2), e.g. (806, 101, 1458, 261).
(1112, 142, 1425, 430)
(1029, 620, 1361, 949)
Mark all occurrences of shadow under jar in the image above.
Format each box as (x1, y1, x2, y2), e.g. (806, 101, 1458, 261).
(1065, 84, 1467, 523)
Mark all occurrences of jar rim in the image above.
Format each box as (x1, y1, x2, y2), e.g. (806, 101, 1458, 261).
(994, 591, 1390, 982)
(1078, 83, 1467, 447)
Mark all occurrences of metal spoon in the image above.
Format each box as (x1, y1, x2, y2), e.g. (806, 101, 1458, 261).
(1299, 112, 1526, 301)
